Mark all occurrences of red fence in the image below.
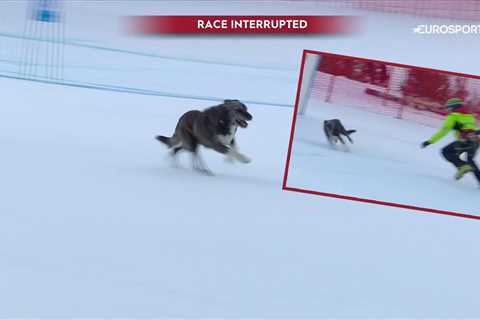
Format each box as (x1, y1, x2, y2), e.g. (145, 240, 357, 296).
(310, 59, 480, 128)
(351, 0, 480, 21)
(311, 0, 480, 21)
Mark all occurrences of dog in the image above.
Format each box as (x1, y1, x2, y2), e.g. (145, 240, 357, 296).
(323, 119, 356, 145)
(156, 99, 253, 175)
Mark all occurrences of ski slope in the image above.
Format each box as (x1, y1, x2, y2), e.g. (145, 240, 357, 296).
(287, 101, 479, 214)
(1, 74, 480, 318)
(0, 0, 480, 318)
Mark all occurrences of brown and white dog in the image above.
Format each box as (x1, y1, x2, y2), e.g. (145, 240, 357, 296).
(156, 99, 253, 175)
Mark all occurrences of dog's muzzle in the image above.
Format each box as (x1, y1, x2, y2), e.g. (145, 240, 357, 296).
(237, 119, 248, 128)
(236, 111, 252, 128)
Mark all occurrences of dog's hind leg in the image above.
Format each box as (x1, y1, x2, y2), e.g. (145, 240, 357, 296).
(187, 141, 213, 176)
(175, 131, 210, 174)
(345, 130, 355, 143)
(324, 122, 335, 146)
(191, 151, 213, 176)
(164, 140, 184, 167)
(170, 142, 183, 157)
(167, 146, 182, 168)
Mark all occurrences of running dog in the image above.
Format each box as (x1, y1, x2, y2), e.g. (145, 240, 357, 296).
(156, 99, 253, 175)
(323, 119, 356, 145)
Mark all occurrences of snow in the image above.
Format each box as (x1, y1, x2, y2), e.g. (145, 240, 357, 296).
(0, 0, 480, 318)
(287, 100, 479, 214)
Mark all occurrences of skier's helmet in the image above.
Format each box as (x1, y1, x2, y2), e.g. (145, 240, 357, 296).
(445, 97, 463, 112)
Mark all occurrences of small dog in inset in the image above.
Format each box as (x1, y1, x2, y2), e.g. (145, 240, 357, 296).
(155, 99, 252, 175)
(323, 119, 356, 145)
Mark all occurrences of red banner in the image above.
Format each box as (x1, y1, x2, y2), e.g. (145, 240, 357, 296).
(128, 16, 359, 35)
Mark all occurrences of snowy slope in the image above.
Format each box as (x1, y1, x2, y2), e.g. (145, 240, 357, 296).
(287, 101, 479, 214)
(1, 76, 480, 318)
(0, 0, 480, 318)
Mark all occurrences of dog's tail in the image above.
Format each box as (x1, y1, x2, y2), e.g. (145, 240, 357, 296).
(155, 135, 174, 148)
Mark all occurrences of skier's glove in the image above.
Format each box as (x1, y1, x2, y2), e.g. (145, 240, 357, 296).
(421, 141, 431, 148)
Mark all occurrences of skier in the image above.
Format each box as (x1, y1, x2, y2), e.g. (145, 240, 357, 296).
(421, 97, 480, 185)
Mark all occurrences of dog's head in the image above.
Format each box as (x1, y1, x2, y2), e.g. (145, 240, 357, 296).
(224, 99, 253, 128)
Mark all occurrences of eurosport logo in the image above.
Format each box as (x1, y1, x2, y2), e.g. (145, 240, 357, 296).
(413, 24, 480, 34)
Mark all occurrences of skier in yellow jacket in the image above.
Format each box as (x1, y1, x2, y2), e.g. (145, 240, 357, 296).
(421, 98, 480, 184)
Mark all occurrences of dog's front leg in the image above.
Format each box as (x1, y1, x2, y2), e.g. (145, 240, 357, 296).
(225, 139, 237, 163)
(212, 142, 251, 164)
(226, 146, 251, 164)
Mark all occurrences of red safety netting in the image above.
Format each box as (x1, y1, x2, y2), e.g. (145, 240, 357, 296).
(350, 0, 480, 21)
(309, 55, 480, 128)
(301, 0, 480, 21)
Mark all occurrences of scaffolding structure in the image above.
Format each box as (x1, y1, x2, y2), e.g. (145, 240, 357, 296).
(19, 0, 66, 80)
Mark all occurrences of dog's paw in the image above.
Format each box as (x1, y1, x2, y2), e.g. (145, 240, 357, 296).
(236, 153, 251, 164)
(166, 153, 180, 168)
(194, 167, 214, 176)
(227, 148, 251, 164)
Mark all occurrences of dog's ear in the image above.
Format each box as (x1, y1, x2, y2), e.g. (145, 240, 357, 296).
(224, 99, 239, 104)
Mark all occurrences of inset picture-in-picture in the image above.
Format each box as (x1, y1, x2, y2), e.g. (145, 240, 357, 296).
(284, 50, 480, 219)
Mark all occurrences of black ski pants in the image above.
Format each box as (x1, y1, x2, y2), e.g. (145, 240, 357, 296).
(441, 140, 480, 183)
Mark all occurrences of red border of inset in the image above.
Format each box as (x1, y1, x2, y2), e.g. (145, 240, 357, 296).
(282, 49, 480, 221)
